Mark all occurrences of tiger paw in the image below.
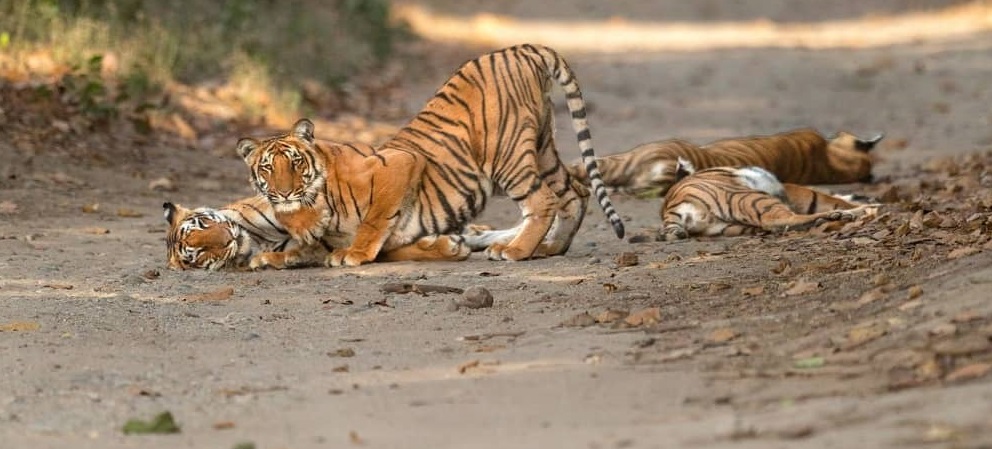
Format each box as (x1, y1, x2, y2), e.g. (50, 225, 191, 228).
(249, 252, 287, 270)
(663, 228, 688, 241)
(324, 249, 372, 267)
(484, 243, 532, 261)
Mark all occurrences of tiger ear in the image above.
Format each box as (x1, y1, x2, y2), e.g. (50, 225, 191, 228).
(674, 157, 695, 180)
(236, 138, 259, 160)
(292, 118, 315, 144)
(855, 133, 885, 152)
(163, 202, 179, 225)
(163, 202, 192, 225)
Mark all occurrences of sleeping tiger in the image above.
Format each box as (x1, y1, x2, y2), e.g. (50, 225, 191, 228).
(163, 196, 330, 270)
(659, 158, 877, 241)
(235, 44, 624, 267)
(568, 128, 883, 196)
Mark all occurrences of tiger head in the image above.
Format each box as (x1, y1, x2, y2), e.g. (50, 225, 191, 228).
(826, 131, 884, 183)
(235, 118, 324, 213)
(163, 202, 251, 270)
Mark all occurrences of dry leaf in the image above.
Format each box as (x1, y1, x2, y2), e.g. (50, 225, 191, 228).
(624, 307, 661, 326)
(594, 309, 629, 324)
(349, 430, 365, 446)
(83, 227, 110, 235)
(771, 260, 791, 275)
(42, 282, 74, 290)
(613, 252, 639, 267)
(707, 282, 732, 293)
(907, 285, 923, 299)
(212, 421, 236, 430)
(951, 311, 984, 323)
(81, 203, 100, 213)
(0, 201, 17, 215)
(183, 286, 235, 302)
(707, 328, 739, 344)
(782, 279, 821, 296)
(741, 285, 765, 296)
(116, 208, 144, 218)
(944, 363, 992, 382)
(148, 177, 176, 192)
(947, 246, 979, 259)
(457, 359, 480, 374)
(929, 323, 957, 337)
(0, 321, 40, 332)
(856, 288, 887, 306)
(842, 324, 887, 350)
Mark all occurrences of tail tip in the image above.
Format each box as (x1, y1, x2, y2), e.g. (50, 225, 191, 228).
(612, 221, 625, 239)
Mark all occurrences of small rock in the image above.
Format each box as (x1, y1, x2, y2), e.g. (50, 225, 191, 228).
(142, 270, 160, 280)
(444, 299, 460, 312)
(458, 286, 493, 309)
(328, 348, 356, 357)
(624, 307, 661, 327)
(614, 252, 639, 267)
(933, 336, 991, 356)
(587, 257, 601, 265)
(562, 312, 597, 327)
(907, 285, 923, 299)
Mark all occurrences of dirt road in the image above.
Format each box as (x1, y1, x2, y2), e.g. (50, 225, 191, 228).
(2, 1, 992, 448)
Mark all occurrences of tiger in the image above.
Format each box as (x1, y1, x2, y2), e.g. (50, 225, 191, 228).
(659, 158, 877, 241)
(235, 44, 624, 268)
(568, 128, 884, 196)
(163, 196, 330, 270)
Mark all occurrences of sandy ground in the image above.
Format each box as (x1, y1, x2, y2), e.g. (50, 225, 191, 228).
(3, 1, 992, 448)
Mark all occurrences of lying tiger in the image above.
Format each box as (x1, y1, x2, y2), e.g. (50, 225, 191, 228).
(569, 128, 883, 196)
(163, 197, 327, 270)
(235, 44, 624, 268)
(659, 159, 877, 241)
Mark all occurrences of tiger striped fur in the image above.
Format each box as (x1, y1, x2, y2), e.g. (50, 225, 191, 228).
(163, 196, 331, 270)
(660, 159, 877, 241)
(569, 128, 883, 196)
(236, 44, 624, 267)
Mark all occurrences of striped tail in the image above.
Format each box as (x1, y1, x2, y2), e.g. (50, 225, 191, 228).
(528, 44, 625, 239)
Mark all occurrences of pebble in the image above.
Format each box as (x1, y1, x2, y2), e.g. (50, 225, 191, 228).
(458, 286, 494, 309)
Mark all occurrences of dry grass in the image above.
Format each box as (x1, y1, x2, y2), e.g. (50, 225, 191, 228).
(0, 0, 402, 125)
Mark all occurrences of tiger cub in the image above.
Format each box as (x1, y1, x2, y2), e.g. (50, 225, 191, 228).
(163, 196, 331, 270)
(659, 159, 877, 241)
(236, 44, 624, 267)
(569, 129, 883, 196)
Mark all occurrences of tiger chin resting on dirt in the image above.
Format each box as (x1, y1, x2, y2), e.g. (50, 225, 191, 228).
(235, 44, 625, 268)
(657, 159, 879, 241)
(568, 128, 883, 197)
(163, 197, 334, 271)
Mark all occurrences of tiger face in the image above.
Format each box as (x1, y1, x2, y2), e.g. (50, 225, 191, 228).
(236, 119, 323, 213)
(826, 132, 883, 183)
(163, 202, 250, 270)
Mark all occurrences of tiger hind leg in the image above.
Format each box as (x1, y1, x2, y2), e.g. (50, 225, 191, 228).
(752, 204, 873, 232)
(486, 177, 558, 261)
(377, 235, 471, 262)
(533, 177, 589, 256)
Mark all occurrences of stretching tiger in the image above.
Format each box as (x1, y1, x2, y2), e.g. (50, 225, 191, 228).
(659, 159, 877, 241)
(163, 196, 329, 270)
(569, 128, 883, 196)
(236, 44, 624, 267)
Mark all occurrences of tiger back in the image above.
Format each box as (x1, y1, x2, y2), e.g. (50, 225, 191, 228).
(236, 44, 624, 267)
(660, 159, 876, 241)
(569, 128, 883, 196)
(163, 196, 331, 270)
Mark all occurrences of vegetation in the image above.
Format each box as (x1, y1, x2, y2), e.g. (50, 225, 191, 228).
(0, 0, 403, 122)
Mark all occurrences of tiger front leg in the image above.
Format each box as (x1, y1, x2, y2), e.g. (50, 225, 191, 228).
(325, 152, 417, 267)
(250, 244, 329, 270)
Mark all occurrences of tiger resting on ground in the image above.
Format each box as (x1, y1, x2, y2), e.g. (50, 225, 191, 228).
(235, 44, 624, 268)
(658, 158, 878, 241)
(163, 196, 331, 270)
(568, 128, 883, 196)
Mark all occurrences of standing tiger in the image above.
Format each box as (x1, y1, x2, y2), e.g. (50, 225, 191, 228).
(236, 44, 624, 267)
(659, 159, 877, 241)
(568, 128, 883, 196)
(163, 196, 330, 270)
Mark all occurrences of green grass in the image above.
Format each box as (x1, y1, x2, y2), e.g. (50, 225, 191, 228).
(0, 0, 403, 121)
